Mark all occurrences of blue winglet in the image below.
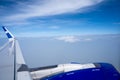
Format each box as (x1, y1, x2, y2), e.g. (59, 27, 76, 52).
(2, 27, 7, 31)
(2, 26, 14, 40)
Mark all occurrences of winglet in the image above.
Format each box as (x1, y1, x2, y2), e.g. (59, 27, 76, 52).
(2, 26, 15, 41)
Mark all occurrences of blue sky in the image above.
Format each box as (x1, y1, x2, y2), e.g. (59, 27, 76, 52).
(0, 0, 120, 72)
(0, 0, 120, 37)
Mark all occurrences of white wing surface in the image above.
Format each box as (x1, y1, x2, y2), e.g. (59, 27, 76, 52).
(0, 26, 32, 80)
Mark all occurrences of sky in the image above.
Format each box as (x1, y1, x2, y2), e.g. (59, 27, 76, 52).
(0, 0, 120, 37)
(0, 0, 120, 73)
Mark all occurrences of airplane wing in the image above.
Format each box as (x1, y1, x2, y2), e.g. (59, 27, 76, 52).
(29, 63, 96, 80)
(0, 26, 32, 80)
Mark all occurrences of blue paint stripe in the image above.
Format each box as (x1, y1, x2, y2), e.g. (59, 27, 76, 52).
(6, 33, 13, 38)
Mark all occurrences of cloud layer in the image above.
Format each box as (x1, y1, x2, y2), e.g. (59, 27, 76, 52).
(2, 0, 103, 22)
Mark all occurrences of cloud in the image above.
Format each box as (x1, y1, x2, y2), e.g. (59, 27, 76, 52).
(55, 36, 80, 43)
(84, 38, 92, 41)
(54, 36, 94, 43)
(48, 26, 60, 29)
(113, 22, 120, 25)
(3, 0, 103, 22)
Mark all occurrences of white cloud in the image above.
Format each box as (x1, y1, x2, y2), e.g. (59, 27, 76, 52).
(113, 22, 120, 25)
(3, 21, 30, 26)
(84, 38, 92, 41)
(48, 26, 60, 29)
(55, 36, 80, 43)
(4, 0, 103, 22)
(54, 36, 94, 43)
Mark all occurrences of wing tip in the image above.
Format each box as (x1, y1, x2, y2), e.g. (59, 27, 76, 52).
(2, 26, 7, 31)
(2, 26, 15, 40)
